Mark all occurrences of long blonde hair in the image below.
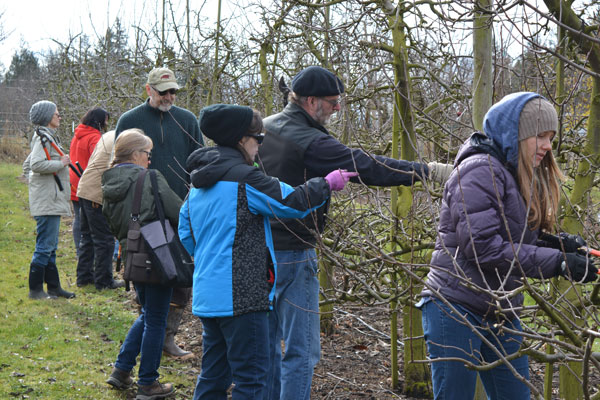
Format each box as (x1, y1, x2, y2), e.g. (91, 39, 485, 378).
(110, 128, 153, 167)
(517, 144, 563, 231)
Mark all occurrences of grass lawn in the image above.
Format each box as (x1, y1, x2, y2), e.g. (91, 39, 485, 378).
(0, 162, 196, 399)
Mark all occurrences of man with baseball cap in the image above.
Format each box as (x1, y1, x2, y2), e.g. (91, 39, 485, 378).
(258, 66, 452, 399)
(115, 67, 203, 361)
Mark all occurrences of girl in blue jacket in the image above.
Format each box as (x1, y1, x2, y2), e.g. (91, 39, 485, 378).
(178, 104, 355, 399)
(419, 92, 597, 399)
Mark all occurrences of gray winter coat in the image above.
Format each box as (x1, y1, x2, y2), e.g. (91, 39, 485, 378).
(23, 126, 71, 217)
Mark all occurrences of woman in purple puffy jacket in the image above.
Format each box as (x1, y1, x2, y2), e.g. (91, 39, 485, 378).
(418, 92, 597, 399)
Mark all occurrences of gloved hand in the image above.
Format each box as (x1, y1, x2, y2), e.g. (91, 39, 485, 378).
(557, 252, 598, 283)
(538, 232, 586, 253)
(427, 162, 453, 184)
(325, 169, 359, 191)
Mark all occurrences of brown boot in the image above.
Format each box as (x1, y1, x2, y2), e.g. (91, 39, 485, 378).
(106, 367, 133, 390)
(162, 305, 194, 360)
(136, 380, 174, 400)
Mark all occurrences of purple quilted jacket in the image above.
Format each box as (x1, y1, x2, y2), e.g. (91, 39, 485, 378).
(421, 132, 562, 318)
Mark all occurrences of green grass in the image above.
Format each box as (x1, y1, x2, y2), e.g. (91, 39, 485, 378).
(0, 163, 196, 399)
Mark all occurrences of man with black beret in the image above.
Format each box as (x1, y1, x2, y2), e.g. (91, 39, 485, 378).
(258, 66, 452, 400)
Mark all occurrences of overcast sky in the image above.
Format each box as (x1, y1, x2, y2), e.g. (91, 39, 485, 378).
(0, 0, 229, 69)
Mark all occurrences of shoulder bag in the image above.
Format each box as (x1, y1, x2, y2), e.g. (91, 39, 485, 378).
(140, 170, 194, 288)
(123, 169, 161, 290)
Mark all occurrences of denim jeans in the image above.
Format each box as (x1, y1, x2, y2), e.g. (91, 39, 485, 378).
(114, 283, 172, 386)
(72, 200, 81, 256)
(193, 311, 269, 400)
(76, 199, 115, 288)
(32, 215, 61, 266)
(267, 249, 320, 400)
(420, 298, 530, 400)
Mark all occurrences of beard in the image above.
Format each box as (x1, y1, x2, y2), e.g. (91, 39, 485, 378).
(158, 101, 173, 112)
(314, 103, 333, 125)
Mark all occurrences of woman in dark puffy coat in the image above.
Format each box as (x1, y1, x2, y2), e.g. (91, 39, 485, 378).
(418, 92, 597, 399)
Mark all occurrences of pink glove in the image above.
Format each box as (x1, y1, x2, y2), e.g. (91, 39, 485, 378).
(324, 169, 359, 191)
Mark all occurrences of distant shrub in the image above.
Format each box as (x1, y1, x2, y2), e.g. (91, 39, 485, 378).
(0, 135, 29, 163)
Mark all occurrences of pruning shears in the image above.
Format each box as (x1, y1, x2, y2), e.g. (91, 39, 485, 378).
(579, 246, 600, 274)
(35, 129, 82, 192)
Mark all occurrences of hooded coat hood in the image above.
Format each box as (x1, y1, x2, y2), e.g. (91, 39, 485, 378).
(481, 91, 543, 170)
(187, 146, 247, 188)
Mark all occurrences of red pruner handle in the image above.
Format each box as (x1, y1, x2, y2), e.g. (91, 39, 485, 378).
(583, 247, 600, 258)
(581, 247, 600, 274)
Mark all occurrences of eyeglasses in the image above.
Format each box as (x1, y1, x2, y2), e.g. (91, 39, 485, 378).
(152, 86, 177, 96)
(140, 150, 152, 160)
(54, 113, 61, 118)
(320, 97, 341, 107)
(248, 134, 265, 144)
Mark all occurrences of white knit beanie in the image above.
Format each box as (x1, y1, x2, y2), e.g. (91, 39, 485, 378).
(518, 98, 558, 141)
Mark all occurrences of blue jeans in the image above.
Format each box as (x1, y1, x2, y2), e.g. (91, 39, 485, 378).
(114, 283, 172, 386)
(267, 249, 320, 400)
(76, 199, 115, 288)
(420, 298, 530, 400)
(32, 215, 61, 266)
(72, 200, 81, 256)
(193, 311, 269, 400)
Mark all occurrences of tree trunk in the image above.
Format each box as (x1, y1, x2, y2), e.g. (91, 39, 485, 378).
(472, 0, 493, 130)
(385, 3, 431, 396)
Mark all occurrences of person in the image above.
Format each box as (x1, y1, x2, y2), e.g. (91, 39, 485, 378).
(178, 104, 355, 399)
(115, 66, 203, 359)
(102, 128, 178, 400)
(417, 92, 598, 399)
(76, 125, 125, 290)
(258, 65, 452, 399)
(70, 107, 122, 290)
(70, 107, 110, 254)
(22, 101, 76, 300)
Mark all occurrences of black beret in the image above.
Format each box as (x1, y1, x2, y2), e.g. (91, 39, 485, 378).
(291, 66, 344, 97)
(199, 104, 253, 147)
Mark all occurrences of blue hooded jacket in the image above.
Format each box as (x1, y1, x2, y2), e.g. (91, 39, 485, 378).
(179, 146, 330, 318)
(421, 92, 563, 318)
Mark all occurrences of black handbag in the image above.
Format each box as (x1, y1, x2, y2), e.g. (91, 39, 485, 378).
(140, 170, 194, 288)
(123, 169, 161, 290)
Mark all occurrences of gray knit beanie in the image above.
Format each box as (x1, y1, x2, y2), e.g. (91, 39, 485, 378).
(518, 98, 557, 141)
(29, 101, 57, 126)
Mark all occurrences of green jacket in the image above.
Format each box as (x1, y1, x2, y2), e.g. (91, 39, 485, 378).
(101, 164, 182, 252)
(115, 100, 203, 199)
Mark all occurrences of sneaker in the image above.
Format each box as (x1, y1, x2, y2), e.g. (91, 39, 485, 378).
(136, 380, 174, 400)
(106, 367, 134, 390)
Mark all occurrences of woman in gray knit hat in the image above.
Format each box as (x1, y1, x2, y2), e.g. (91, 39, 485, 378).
(417, 92, 597, 399)
(22, 100, 75, 299)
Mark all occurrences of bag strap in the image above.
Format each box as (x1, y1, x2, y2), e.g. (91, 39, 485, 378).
(148, 170, 168, 235)
(186, 194, 196, 246)
(131, 169, 148, 220)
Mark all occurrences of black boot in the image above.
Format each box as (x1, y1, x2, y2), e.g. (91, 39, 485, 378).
(162, 305, 194, 360)
(28, 263, 56, 300)
(45, 261, 76, 299)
